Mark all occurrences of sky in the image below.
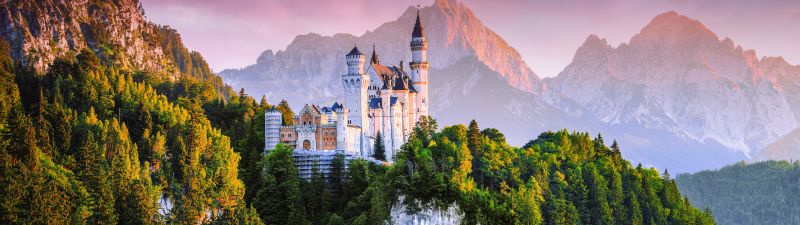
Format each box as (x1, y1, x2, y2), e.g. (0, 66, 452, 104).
(141, 0, 800, 78)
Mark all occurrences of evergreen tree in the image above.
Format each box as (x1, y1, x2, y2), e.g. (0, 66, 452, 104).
(584, 165, 613, 225)
(276, 100, 294, 126)
(467, 119, 483, 186)
(254, 144, 304, 225)
(372, 131, 386, 161)
(467, 119, 482, 154)
(329, 153, 347, 209)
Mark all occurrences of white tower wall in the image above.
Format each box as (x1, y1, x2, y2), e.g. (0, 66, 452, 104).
(264, 110, 282, 152)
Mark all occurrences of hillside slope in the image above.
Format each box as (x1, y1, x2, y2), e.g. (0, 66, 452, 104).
(677, 161, 800, 225)
(0, 0, 230, 94)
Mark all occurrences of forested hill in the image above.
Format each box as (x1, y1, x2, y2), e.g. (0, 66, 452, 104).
(0, 0, 266, 223)
(387, 120, 717, 224)
(247, 118, 717, 224)
(0, 0, 232, 96)
(677, 161, 800, 225)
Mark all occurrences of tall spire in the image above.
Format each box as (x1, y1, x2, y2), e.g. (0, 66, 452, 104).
(412, 9, 425, 38)
(370, 44, 380, 64)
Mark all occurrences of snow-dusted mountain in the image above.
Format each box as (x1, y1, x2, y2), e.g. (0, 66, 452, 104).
(220, 0, 800, 172)
(547, 12, 798, 159)
(219, 0, 541, 106)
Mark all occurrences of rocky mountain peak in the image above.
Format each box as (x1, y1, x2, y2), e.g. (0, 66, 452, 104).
(631, 11, 719, 49)
(572, 34, 612, 62)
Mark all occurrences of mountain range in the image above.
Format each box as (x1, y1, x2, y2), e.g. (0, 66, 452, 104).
(219, 0, 800, 173)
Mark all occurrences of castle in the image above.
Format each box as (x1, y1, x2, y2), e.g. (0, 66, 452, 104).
(265, 11, 430, 175)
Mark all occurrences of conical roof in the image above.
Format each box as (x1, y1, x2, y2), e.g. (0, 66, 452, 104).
(346, 46, 363, 56)
(412, 10, 425, 38)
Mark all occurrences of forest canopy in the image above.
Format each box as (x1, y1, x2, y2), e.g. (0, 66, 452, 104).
(677, 160, 800, 225)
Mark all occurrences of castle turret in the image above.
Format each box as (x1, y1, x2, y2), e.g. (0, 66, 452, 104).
(342, 46, 369, 126)
(343, 46, 370, 154)
(409, 10, 430, 118)
(264, 109, 282, 153)
(335, 107, 349, 154)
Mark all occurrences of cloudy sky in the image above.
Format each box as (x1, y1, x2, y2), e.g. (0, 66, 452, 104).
(141, 0, 800, 77)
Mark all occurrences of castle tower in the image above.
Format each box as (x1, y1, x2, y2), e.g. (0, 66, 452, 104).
(409, 10, 430, 118)
(343, 46, 369, 127)
(343, 46, 370, 155)
(264, 109, 282, 153)
(335, 107, 349, 154)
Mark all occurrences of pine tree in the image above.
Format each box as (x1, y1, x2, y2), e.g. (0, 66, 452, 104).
(329, 153, 346, 210)
(259, 95, 270, 110)
(467, 119, 482, 154)
(467, 119, 483, 186)
(77, 132, 117, 225)
(254, 144, 303, 224)
(584, 165, 613, 225)
(5, 106, 39, 168)
(276, 100, 294, 126)
(48, 87, 72, 158)
(372, 132, 386, 161)
(625, 191, 643, 225)
(34, 88, 53, 154)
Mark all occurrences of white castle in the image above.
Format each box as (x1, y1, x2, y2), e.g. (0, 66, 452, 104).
(265, 11, 429, 176)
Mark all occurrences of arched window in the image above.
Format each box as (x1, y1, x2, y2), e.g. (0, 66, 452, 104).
(302, 140, 311, 150)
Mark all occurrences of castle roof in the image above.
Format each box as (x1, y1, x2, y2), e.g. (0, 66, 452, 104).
(368, 97, 399, 109)
(372, 63, 394, 77)
(368, 98, 382, 109)
(412, 10, 425, 38)
(299, 104, 322, 117)
(320, 102, 344, 113)
(331, 102, 342, 111)
(392, 72, 409, 91)
(346, 46, 363, 56)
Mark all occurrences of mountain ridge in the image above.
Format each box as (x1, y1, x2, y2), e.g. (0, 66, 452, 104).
(219, 0, 542, 106)
(219, 2, 800, 172)
(547, 11, 798, 158)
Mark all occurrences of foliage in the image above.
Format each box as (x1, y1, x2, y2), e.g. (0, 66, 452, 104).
(388, 119, 716, 225)
(677, 160, 800, 225)
(373, 131, 386, 161)
(0, 45, 247, 224)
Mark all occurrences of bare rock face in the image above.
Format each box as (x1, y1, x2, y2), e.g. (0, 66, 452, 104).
(389, 197, 462, 225)
(547, 12, 798, 157)
(0, 0, 178, 77)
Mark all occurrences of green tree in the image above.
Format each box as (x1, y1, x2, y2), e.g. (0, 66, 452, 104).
(253, 144, 305, 224)
(373, 132, 386, 161)
(276, 100, 294, 126)
(329, 153, 347, 209)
